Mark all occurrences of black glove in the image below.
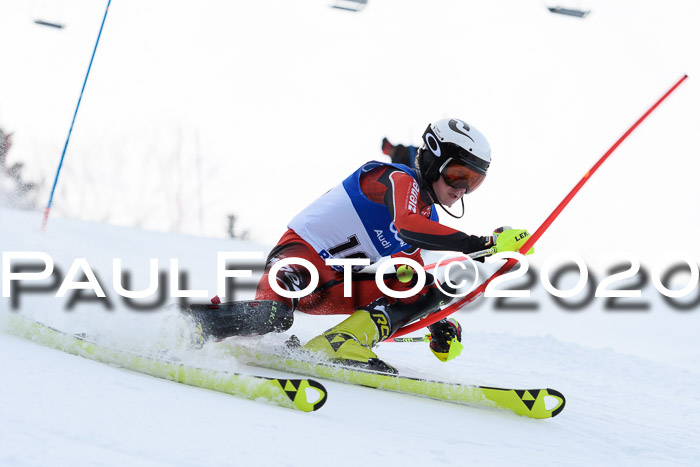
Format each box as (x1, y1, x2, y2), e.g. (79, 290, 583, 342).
(468, 226, 513, 263)
(460, 234, 494, 263)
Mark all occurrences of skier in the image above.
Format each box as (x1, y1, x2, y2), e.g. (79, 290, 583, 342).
(190, 118, 532, 373)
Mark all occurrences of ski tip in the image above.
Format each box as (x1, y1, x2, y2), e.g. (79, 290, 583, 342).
(304, 379, 329, 411)
(546, 388, 566, 418)
(279, 378, 328, 412)
(482, 386, 566, 419)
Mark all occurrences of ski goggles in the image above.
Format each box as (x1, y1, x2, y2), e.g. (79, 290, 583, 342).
(439, 158, 486, 193)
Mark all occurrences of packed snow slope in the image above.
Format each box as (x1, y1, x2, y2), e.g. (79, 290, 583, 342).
(1, 207, 699, 467)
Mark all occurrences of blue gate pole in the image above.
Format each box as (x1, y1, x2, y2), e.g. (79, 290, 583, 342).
(42, 0, 112, 231)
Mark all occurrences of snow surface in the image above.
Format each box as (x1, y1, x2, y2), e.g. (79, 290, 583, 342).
(2, 207, 700, 467)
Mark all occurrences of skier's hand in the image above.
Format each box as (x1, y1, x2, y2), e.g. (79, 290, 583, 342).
(490, 227, 534, 256)
(472, 226, 512, 263)
(483, 226, 511, 248)
(427, 318, 463, 362)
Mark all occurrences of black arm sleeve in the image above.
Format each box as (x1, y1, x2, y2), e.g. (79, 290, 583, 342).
(398, 229, 488, 255)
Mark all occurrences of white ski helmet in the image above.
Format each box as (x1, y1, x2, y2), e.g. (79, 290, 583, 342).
(416, 118, 491, 195)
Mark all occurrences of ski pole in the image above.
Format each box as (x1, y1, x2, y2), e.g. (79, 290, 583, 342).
(391, 335, 430, 343)
(422, 247, 496, 271)
(389, 74, 689, 340)
(42, 0, 112, 231)
(466, 247, 496, 262)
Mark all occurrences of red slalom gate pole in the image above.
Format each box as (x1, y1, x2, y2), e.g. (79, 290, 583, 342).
(390, 74, 688, 340)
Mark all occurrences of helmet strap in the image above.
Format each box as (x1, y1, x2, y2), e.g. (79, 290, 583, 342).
(437, 196, 465, 219)
(425, 182, 465, 219)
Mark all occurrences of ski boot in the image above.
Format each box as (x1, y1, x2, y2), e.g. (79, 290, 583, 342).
(304, 281, 459, 372)
(304, 299, 398, 374)
(181, 298, 294, 342)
